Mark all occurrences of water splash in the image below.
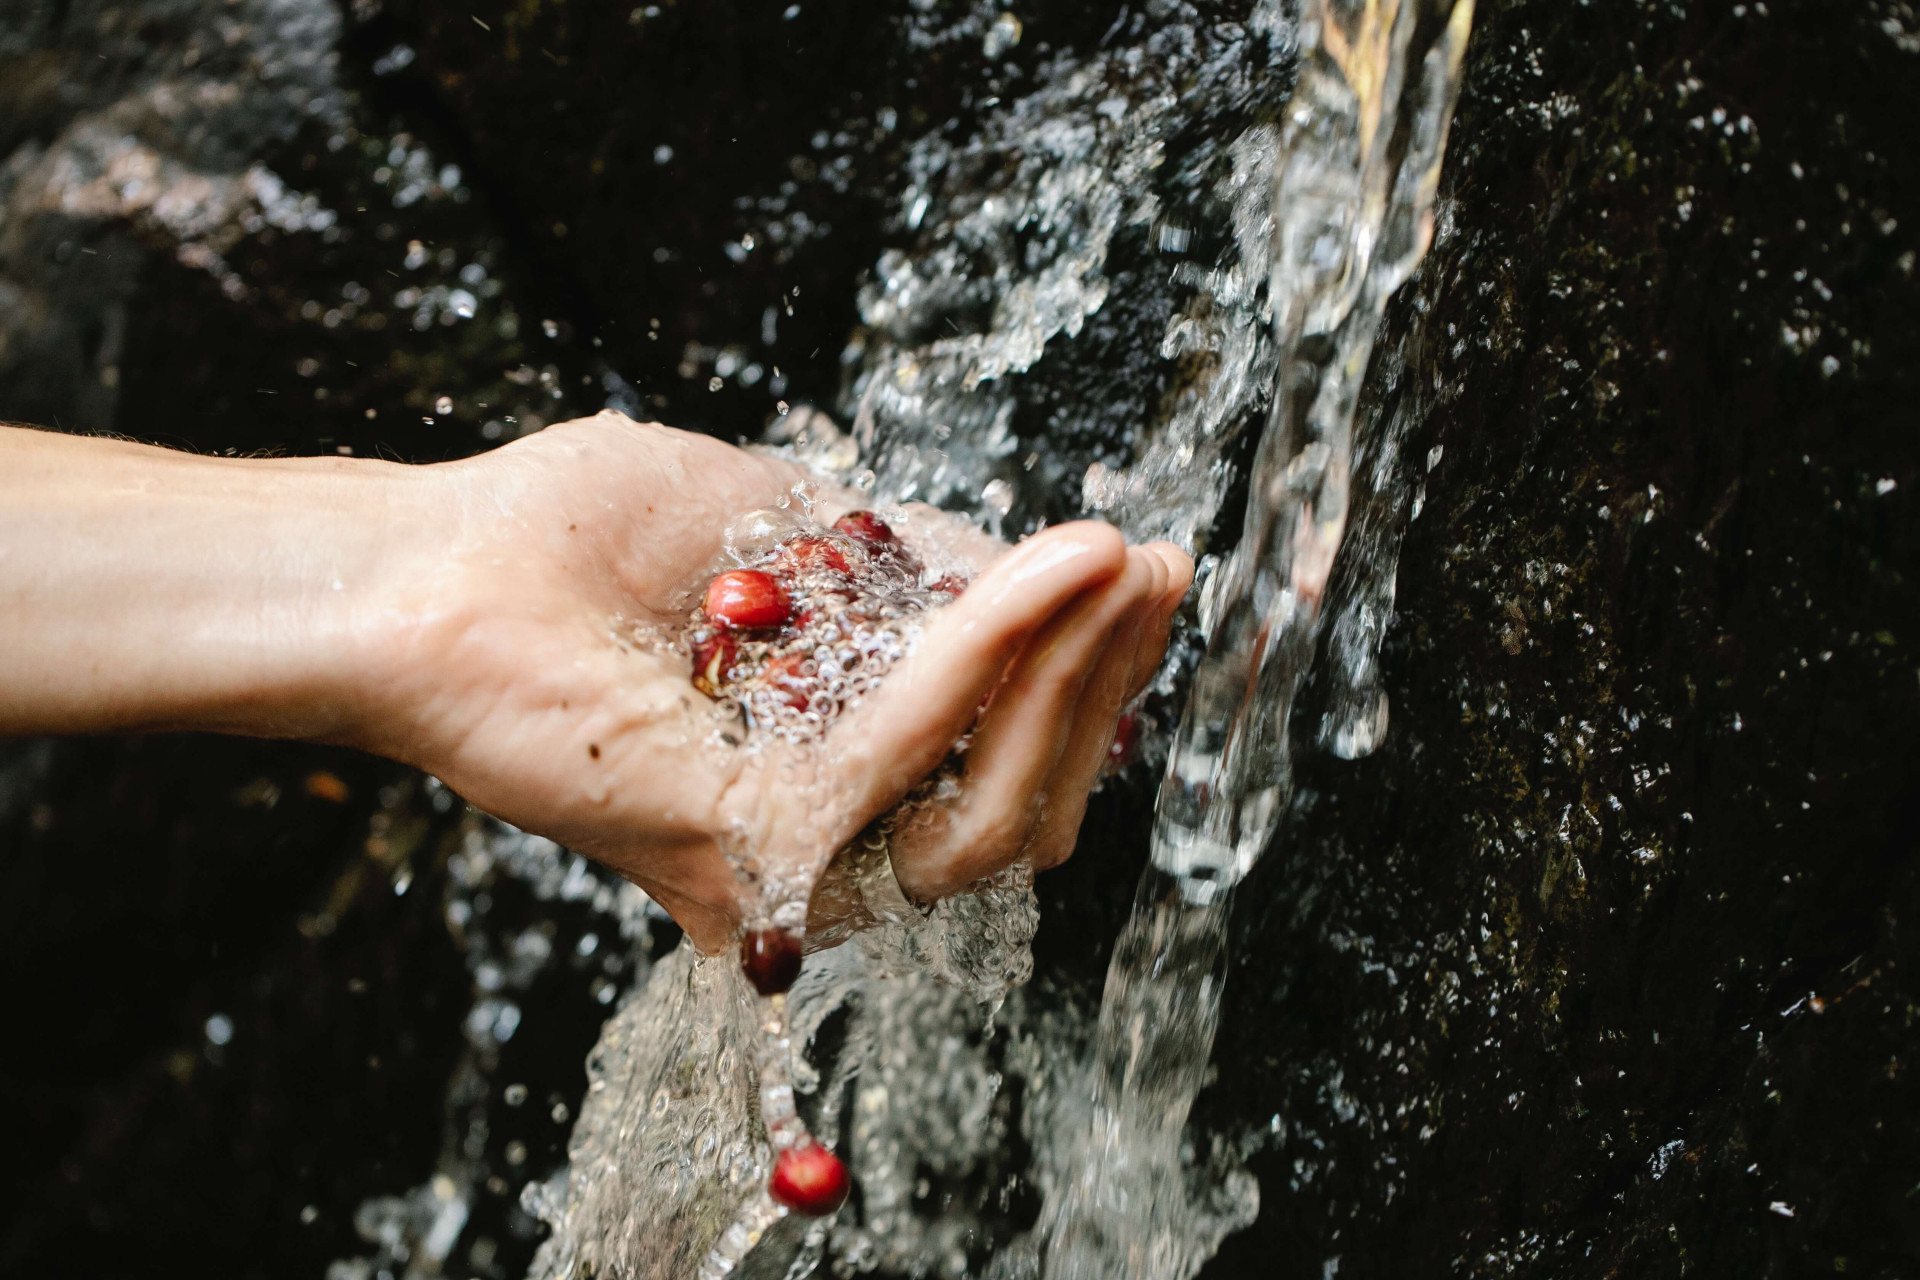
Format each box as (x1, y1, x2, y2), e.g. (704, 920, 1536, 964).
(1030, 867, 1257, 1279)
(329, 810, 659, 1280)
(521, 869, 1044, 1279)
(1043, 2, 1476, 1275)
(526, 946, 769, 1280)
(1157, 0, 1475, 891)
(842, 4, 1293, 549)
(509, 3, 1471, 1275)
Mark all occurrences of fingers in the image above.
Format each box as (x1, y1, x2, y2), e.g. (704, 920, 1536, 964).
(1127, 542, 1194, 703)
(964, 546, 1160, 806)
(888, 546, 1161, 898)
(952, 540, 1192, 881)
(738, 525, 1186, 928)
(1020, 559, 1163, 872)
(796, 521, 1128, 856)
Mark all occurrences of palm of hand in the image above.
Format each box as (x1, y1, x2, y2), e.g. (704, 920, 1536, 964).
(379, 414, 1190, 952)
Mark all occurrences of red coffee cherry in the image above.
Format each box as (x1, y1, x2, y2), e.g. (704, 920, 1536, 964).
(769, 1142, 850, 1216)
(832, 510, 897, 546)
(926, 575, 968, 596)
(763, 652, 812, 710)
(742, 927, 802, 995)
(1107, 712, 1139, 768)
(781, 535, 851, 574)
(706, 569, 792, 629)
(690, 632, 738, 697)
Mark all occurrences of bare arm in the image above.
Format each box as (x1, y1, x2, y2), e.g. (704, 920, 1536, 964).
(0, 424, 433, 741)
(0, 416, 1191, 948)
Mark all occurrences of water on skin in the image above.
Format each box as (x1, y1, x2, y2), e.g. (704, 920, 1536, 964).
(18, 1, 1903, 1273)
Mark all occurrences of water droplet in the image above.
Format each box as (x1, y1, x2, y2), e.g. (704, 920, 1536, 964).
(983, 11, 1022, 59)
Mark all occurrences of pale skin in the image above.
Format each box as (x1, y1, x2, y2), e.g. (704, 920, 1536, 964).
(0, 413, 1192, 952)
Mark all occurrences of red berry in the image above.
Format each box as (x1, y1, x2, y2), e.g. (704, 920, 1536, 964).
(763, 652, 812, 710)
(1107, 712, 1139, 768)
(926, 575, 968, 596)
(690, 632, 738, 697)
(742, 927, 802, 995)
(706, 570, 792, 629)
(832, 510, 897, 546)
(781, 535, 850, 574)
(769, 1142, 850, 1216)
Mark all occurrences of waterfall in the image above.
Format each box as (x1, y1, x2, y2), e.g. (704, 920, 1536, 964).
(510, 4, 1475, 1276)
(1041, 2, 1475, 1275)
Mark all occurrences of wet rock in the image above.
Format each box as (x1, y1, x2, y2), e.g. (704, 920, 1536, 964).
(1200, 3, 1920, 1276)
(0, 0, 344, 432)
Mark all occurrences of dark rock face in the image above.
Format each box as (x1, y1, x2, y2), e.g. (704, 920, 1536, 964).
(1203, 2, 1920, 1276)
(0, 1, 1914, 1278)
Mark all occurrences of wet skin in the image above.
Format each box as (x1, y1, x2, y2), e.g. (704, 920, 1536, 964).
(0, 414, 1191, 952)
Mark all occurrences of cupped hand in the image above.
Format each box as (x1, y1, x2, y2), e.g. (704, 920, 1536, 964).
(366, 412, 1191, 951)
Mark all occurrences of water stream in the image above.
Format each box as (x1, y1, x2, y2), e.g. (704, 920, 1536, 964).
(1041, 3, 1474, 1274)
(330, 3, 1475, 1275)
(523, 4, 1475, 1276)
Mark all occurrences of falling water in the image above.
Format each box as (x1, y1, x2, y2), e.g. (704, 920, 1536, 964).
(1042, 2, 1475, 1275)
(335, 4, 1474, 1276)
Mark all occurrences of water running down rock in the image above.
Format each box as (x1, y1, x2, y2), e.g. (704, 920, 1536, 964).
(1045, 3, 1476, 1274)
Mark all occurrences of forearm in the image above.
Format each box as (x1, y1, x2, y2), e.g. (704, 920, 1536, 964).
(0, 425, 433, 741)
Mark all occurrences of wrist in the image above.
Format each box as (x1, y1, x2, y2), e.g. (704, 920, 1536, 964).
(280, 455, 466, 755)
(0, 427, 450, 744)
(131, 449, 452, 747)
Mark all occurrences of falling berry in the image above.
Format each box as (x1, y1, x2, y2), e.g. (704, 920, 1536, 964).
(706, 569, 792, 629)
(781, 535, 851, 574)
(769, 1142, 851, 1216)
(832, 510, 897, 546)
(742, 927, 803, 995)
(690, 632, 738, 697)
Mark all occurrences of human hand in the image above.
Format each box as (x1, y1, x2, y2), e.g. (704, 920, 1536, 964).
(363, 412, 1192, 951)
(0, 414, 1190, 954)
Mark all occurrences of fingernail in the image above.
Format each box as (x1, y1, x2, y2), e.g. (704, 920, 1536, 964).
(1003, 535, 1097, 583)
